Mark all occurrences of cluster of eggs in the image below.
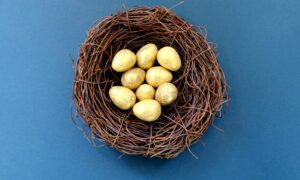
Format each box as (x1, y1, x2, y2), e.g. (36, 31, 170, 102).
(109, 43, 181, 122)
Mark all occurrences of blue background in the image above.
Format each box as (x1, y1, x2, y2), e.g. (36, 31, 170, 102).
(0, 0, 299, 179)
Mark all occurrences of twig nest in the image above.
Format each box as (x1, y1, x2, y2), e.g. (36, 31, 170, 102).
(73, 6, 227, 159)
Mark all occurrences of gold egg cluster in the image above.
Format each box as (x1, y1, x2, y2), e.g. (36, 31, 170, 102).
(109, 43, 181, 122)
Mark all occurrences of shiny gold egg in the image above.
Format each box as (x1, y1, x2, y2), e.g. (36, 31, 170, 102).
(109, 86, 136, 110)
(133, 99, 161, 122)
(136, 43, 158, 69)
(157, 46, 181, 71)
(135, 84, 155, 101)
(121, 68, 146, 89)
(155, 83, 178, 106)
(146, 66, 173, 87)
(112, 49, 136, 72)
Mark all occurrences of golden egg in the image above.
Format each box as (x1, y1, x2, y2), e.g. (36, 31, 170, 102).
(146, 66, 172, 87)
(136, 43, 158, 69)
(112, 49, 136, 72)
(155, 83, 178, 106)
(109, 86, 136, 110)
(135, 84, 155, 101)
(133, 99, 161, 122)
(121, 68, 146, 89)
(157, 46, 181, 71)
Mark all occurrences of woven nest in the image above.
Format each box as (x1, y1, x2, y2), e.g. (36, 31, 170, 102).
(73, 6, 227, 158)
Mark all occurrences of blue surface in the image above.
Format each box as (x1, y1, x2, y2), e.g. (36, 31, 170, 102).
(0, 0, 299, 179)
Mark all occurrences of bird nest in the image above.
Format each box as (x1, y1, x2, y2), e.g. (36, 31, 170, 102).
(73, 6, 227, 158)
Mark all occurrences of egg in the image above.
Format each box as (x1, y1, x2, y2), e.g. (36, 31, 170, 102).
(157, 46, 181, 71)
(112, 49, 136, 72)
(155, 83, 178, 106)
(146, 66, 173, 87)
(121, 68, 146, 89)
(109, 86, 136, 110)
(135, 84, 155, 101)
(133, 99, 161, 122)
(136, 43, 158, 69)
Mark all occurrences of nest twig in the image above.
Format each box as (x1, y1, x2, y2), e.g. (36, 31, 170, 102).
(73, 6, 227, 158)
